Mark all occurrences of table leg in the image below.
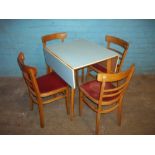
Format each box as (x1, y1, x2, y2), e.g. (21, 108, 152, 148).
(70, 88, 75, 120)
(111, 56, 119, 73)
(107, 56, 118, 73)
(107, 58, 112, 73)
(46, 64, 53, 73)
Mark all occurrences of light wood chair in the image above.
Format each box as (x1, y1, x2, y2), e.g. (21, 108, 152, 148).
(86, 35, 129, 80)
(17, 52, 69, 128)
(41, 32, 67, 73)
(79, 64, 135, 134)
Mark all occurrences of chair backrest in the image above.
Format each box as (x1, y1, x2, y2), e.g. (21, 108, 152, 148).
(17, 52, 40, 99)
(41, 32, 67, 48)
(97, 64, 135, 112)
(105, 35, 129, 72)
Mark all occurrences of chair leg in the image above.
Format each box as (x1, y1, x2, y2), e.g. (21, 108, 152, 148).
(96, 112, 101, 135)
(65, 88, 69, 115)
(79, 90, 83, 116)
(117, 98, 123, 126)
(38, 101, 44, 128)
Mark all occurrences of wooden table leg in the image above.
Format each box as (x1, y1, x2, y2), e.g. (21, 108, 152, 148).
(46, 64, 53, 73)
(70, 88, 75, 120)
(107, 58, 112, 73)
(107, 56, 118, 73)
(111, 56, 119, 73)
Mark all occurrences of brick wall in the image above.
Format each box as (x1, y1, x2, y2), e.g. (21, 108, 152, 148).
(0, 19, 155, 76)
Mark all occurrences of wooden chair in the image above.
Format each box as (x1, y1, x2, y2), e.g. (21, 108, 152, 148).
(86, 35, 129, 80)
(17, 52, 69, 128)
(79, 64, 135, 134)
(41, 32, 67, 73)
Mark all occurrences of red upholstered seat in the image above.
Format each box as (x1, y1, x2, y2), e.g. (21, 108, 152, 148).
(92, 63, 107, 72)
(80, 80, 117, 101)
(37, 72, 68, 93)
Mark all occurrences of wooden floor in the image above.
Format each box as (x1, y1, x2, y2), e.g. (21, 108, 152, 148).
(0, 74, 155, 135)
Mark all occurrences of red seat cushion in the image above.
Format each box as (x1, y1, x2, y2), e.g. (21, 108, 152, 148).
(92, 63, 107, 72)
(37, 72, 68, 93)
(80, 80, 117, 101)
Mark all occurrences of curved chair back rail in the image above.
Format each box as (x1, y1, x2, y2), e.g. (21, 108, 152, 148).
(105, 35, 129, 72)
(41, 32, 67, 73)
(42, 32, 67, 48)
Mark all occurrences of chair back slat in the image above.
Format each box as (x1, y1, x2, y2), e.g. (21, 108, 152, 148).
(23, 73, 34, 89)
(106, 35, 129, 49)
(108, 47, 123, 56)
(98, 64, 135, 105)
(98, 64, 134, 82)
(102, 85, 127, 98)
(17, 52, 40, 98)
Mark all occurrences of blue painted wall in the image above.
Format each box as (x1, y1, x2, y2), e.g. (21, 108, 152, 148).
(0, 19, 155, 76)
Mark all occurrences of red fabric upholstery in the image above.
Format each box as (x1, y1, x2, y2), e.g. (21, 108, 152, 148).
(92, 63, 107, 72)
(37, 72, 67, 93)
(80, 80, 117, 101)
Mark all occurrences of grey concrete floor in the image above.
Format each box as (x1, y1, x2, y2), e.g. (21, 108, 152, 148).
(0, 74, 155, 135)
